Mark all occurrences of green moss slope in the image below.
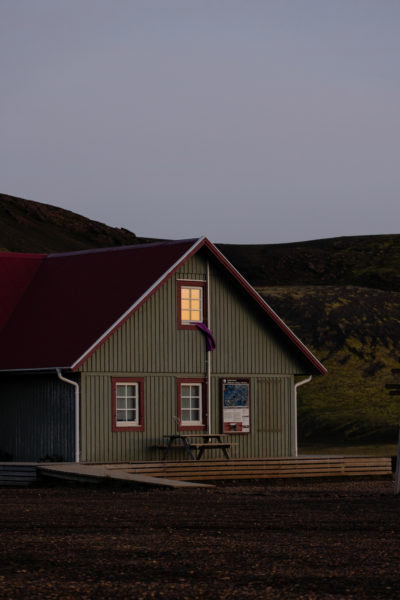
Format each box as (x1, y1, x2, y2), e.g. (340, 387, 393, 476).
(259, 286, 400, 442)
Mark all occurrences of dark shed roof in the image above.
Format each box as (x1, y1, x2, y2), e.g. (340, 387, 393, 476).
(0, 237, 326, 374)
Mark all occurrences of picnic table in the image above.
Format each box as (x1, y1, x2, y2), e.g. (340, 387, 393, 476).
(161, 433, 235, 461)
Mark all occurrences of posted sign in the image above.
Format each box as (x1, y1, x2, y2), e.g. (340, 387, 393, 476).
(222, 378, 250, 433)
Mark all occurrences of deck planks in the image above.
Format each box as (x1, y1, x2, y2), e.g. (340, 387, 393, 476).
(1, 456, 392, 487)
(100, 456, 392, 481)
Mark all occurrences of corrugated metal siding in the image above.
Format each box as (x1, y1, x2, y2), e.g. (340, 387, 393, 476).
(207, 375, 294, 459)
(209, 267, 305, 374)
(81, 374, 178, 462)
(81, 373, 294, 461)
(79, 251, 304, 461)
(0, 374, 75, 462)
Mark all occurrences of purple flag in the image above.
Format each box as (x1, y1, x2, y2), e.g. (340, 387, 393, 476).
(195, 323, 216, 351)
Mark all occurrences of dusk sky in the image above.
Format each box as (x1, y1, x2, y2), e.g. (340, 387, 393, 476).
(1, 1, 399, 244)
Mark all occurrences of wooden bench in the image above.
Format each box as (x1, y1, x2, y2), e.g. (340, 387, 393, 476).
(159, 434, 237, 460)
(189, 443, 237, 460)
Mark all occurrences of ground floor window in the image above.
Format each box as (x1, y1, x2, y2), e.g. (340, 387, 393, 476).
(112, 377, 145, 432)
(177, 378, 206, 430)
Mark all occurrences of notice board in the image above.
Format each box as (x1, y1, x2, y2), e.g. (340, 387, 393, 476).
(221, 378, 250, 433)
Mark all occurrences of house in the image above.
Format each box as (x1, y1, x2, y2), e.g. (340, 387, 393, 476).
(0, 237, 326, 463)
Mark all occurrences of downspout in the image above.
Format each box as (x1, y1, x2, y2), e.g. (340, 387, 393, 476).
(293, 375, 312, 457)
(206, 261, 211, 433)
(56, 368, 80, 463)
(394, 424, 400, 495)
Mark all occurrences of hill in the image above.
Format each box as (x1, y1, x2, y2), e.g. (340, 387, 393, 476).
(258, 285, 400, 442)
(2, 193, 400, 444)
(219, 235, 400, 291)
(0, 193, 141, 253)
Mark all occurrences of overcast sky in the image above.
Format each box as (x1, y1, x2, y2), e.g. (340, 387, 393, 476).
(1, 1, 399, 244)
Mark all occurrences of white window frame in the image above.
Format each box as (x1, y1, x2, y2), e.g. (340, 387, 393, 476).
(115, 382, 139, 427)
(180, 382, 203, 426)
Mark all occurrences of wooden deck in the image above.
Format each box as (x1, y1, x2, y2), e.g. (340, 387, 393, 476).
(105, 455, 393, 481)
(0, 456, 393, 487)
(37, 463, 212, 488)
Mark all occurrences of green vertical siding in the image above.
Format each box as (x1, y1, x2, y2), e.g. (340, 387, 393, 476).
(81, 254, 305, 376)
(80, 373, 294, 462)
(79, 251, 306, 461)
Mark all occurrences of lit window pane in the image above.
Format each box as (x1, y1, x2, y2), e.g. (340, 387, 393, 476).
(180, 286, 203, 323)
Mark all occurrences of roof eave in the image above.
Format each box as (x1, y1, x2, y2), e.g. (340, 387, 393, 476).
(0, 366, 72, 375)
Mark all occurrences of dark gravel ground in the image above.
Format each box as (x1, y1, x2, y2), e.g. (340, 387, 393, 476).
(0, 478, 399, 599)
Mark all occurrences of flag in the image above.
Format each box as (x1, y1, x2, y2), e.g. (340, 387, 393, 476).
(195, 323, 216, 351)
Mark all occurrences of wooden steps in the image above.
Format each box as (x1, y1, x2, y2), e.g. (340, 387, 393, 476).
(0, 463, 38, 486)
(103, 456, 392, 481)
(1, 457, 392, 487)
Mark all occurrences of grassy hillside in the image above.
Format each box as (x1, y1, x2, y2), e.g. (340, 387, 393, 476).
(259, 285, 400, 443)
(221, 237, 400, 444)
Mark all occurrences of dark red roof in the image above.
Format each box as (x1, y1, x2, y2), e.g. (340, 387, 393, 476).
(0, 252, 45, 332)
(0, 237, 326, 374)
(0, 239, 196, 370)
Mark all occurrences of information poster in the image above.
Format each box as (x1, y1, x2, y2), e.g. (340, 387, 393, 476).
(222, 378, 250, 433)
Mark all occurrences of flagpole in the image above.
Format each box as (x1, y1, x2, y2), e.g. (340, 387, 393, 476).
(207, 260, 212, 434)
(394, 424, 400, 495)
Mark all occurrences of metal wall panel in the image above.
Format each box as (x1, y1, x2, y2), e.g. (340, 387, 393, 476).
(80, 373, 294, 461)
(0, 374, 75, 462)
(79, 251, 306, 461)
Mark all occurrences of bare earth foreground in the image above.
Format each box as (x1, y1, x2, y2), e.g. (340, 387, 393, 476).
(0, 478, 399, 599)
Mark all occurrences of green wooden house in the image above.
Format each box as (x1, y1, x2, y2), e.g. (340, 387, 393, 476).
(0, 238, 325, 462)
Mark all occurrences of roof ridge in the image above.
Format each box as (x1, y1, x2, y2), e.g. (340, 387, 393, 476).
(47, 238, 201, 259)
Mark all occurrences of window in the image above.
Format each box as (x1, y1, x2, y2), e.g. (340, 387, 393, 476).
(177, 378, 206, 430)
(112, 378, 144, 432)
(177, 280, 206, 329)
